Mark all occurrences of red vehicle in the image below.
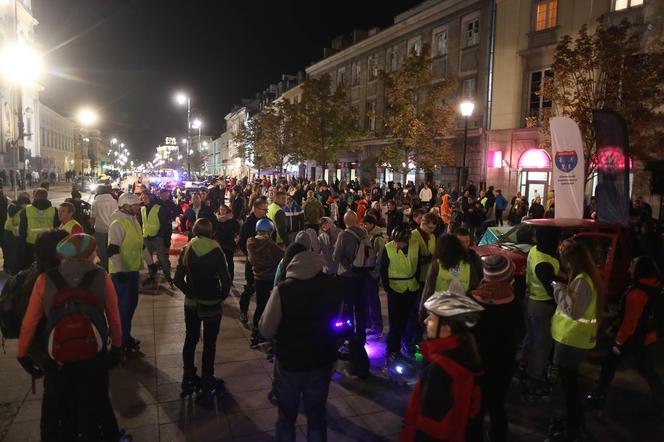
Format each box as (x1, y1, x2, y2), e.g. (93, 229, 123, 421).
(472, 219, 632, 302)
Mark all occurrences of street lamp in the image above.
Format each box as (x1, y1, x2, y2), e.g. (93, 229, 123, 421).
(458, 100, 475, 191)
(77, 108, 97, 176)
(1, 43, 42, 198)
(174, 92, 191, 177)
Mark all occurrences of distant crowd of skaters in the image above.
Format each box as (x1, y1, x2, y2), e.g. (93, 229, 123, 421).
(1, 175, 662, 442)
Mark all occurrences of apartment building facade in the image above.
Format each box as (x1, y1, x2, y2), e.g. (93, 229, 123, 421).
(38, 103, 77, 175)
(306, 0, 495, 186)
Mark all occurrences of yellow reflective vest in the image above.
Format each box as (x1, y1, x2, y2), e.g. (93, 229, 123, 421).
(108, 216, 143, 273)
(61, 219, 82, 234)
(551, 272, 598, 350)
(4, 204, 21, 237)
(410, 228, 435, 282)
(267, 202, 284, 244)
(526, 246, 560, 301)
(25, 205, 56, 245)
(140, 205, 161, 238)
(385, 241, 419, 293)
(434, 260, 471, 292)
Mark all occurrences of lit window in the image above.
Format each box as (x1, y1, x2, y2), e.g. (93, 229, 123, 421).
(535, 0, 558, 31)
(435, 30, 448, 56)
(462, 78, 476, 98)
(465, 18, 480, 47)
(614, 0, 642, 10)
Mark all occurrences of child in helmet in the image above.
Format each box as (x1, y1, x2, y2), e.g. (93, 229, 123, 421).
(401, 289, 484, 442)
(247, 218, 284, 348)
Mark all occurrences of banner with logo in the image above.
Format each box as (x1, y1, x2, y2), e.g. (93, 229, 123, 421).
(550, 117, 585, 219)
(593, 110, 630, 225)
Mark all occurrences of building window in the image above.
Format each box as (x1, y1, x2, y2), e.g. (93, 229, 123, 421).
(462, 77, 477, 98)
(368, 54, 378, 80)
(528, 69, 553, 121)
(613, 0, 643, 10)
(337, 67, 346, 87)
(366, 101, 376, 131)
(434, 29, 448, 56)
(351, 61, 361, 86)
(464, 17, 480, 47)
(535, 0, 558, 31)
(386, 47, 397, 72)
(408, 37, 422, 56)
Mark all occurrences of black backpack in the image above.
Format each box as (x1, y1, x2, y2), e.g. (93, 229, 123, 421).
(0, 268, 38, 339)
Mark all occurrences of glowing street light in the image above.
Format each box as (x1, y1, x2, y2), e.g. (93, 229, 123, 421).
(111, 138, 118, 145)
(192, 118, 202, 130)
(175, 92, 188, 106)
(77, 109, 98, 127)
(1, 44, 42, 85)
(174, 91, 192, 177)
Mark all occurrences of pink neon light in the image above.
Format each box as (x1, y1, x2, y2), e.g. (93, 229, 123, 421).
(488, 151, 502, 168)
(592, 147, 633, 170)
(518, 149, 551, 169)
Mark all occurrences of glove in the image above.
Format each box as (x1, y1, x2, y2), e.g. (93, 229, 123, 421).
(107, 346, 122, 369)
(114, 272, 130, 283)
(611, 343, 624, 355)
(17, 356, 44, 378)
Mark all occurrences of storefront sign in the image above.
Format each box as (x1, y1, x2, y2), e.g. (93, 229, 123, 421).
(550, 117, 585, 219)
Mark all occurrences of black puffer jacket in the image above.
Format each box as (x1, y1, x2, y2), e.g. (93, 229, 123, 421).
(174, 236, 231, 316)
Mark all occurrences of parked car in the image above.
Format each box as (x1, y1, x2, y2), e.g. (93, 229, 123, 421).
(472, 218, 632, 302)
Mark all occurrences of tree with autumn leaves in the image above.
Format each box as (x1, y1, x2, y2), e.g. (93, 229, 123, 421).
(380, 44, 458, 178)
(543, 19, 664, 180)
(236, 74, 362, 174)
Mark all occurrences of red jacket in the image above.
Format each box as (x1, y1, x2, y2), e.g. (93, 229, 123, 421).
(616, 277, 660, 347)
(401, 336, 482, 442)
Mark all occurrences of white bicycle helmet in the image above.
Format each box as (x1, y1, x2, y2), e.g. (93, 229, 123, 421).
(424, 289, 484, 329)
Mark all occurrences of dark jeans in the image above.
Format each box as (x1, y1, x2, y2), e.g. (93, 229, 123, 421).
(560, 367, 584, 437)
(94, 231, 109, 271)
(2, 233, 17, 275)
(274, 360, 333, 442)
(223, 247, 235, 283)
(253, 279, 274, 329)
(41, 352, 119, 442)
(111, 272, 140, 345)
(19, 242, 34, 272)
(364, 275, 382, 332)
(386, 289, 417, 354)
(183, 307, 221, 379)
(495, 209, 504, 226)
(340, 275, 367, 346)
(522, 299, 556, 380)
(597, 344, 662, 397)
(403, 288, 423, 348)
(240, 260, 255, 313)
(478, 360, 514, 442)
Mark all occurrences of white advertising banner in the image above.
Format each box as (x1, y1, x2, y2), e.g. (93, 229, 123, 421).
(550, 117, 585, 219)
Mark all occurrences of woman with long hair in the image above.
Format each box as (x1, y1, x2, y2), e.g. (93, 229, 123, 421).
(548, 241, 601, 441)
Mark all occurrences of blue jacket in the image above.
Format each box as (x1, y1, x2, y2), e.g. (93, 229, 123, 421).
(495, 194, 508, 210)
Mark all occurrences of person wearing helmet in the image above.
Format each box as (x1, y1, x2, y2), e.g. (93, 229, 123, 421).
(379, 222, 420, 362)
(108, 192, 144, 354)
(401, 289, 484, 442)
(247, 218, 284, 348)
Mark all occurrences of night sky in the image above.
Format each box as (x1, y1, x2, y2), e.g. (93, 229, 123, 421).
(33, 0, 422, 163)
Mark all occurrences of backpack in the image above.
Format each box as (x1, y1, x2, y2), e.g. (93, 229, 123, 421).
(0, 268, 37, 339)
(346, 229, 377, 272)
(45, 269, 107, 363)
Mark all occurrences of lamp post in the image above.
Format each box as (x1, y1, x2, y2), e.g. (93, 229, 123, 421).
(1, 43, 42, 198)
(458, 100, 475, 191)
(192, 118, 202, 176)
(77, 108, 97, 177)
(175, 93, 191, 178)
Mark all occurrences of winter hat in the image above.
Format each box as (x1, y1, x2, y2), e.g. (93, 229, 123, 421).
(294, 230, 312, 250)
(56, 233, 97, 260)
(481, 255, 514, 282)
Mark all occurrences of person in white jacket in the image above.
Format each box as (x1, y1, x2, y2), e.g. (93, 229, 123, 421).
(91, 185, 119, 270)
(318, 217, 340, 275)
(419, 182, 433, 208)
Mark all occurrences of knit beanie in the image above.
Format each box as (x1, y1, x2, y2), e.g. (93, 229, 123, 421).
(56, 233, 97, 260)
(481, 255, 514, 283)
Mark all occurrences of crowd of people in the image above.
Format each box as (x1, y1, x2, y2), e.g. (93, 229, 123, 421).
(0, 174, 661, 442)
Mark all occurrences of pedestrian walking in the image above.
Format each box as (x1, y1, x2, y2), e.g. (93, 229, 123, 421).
(215, 204, 240, 283)
(238, 198, 268, 325)
(267, 191, 290, 247)
(3, 192, 30, 275)
(57, 202, 83, 234)
(140, 191, 174, 287)
(18, 188, 58, 272)
(363, 214, 385, 336)
(108, 193, 144, 354)
(91, 185, 118, 271)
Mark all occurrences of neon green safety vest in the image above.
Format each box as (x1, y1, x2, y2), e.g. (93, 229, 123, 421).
(61, 219, 82, 234)
(140, 205, 160, 238)
(108, 216, 144, 273)
(4, 204, 21, 237)
(410, 228, 435, 282)
(385, 241, 419, 293)
(435, 260, 471, 292)
(25, 205, 56, 245)
(267, 202, 284, 244)
(526, 245, 560, 301)
(551, 272, 598, 349)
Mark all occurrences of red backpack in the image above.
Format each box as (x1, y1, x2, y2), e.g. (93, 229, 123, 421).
(44, 269, 107, 363)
